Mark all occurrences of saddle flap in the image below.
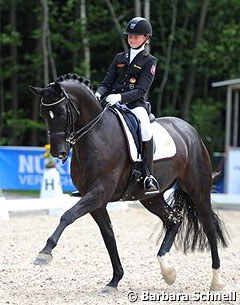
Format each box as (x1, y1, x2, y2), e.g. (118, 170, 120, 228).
(110, 107, 142, 156)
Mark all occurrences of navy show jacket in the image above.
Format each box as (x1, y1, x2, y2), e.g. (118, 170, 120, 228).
(97, 49, 157, 110)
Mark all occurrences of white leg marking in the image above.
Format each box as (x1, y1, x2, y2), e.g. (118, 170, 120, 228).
(157, 253, 176, 285)
(210, 268, 225, 291)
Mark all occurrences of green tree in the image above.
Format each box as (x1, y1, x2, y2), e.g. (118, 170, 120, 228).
(0, 0, 239, 153)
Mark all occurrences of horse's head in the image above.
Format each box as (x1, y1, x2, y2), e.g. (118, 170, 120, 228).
(29, 82, 78, 161)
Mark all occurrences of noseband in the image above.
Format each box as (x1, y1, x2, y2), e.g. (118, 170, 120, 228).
(41, 89, 110, 145)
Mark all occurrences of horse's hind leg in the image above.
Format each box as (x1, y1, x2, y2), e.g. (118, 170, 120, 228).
(195, 202, 225, 290)
(200, 209, 226, 290)
(180, 164, 227, 290)
(140, 193, 183, 285)
(196, 199, 226, 290)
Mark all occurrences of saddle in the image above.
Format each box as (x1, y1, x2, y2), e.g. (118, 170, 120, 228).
(108, 103, 176, 164)
(109, 105, 144, 157)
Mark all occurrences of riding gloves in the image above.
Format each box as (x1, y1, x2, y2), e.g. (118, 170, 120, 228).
(95, 92, 101, 101)
(106, 94, 121, 105)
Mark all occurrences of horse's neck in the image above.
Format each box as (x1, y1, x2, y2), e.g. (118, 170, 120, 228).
(64, 82, 102, 125)
(77, 91, 102, 124)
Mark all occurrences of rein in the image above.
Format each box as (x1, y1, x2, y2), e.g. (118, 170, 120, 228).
(67, 103, 110, 145)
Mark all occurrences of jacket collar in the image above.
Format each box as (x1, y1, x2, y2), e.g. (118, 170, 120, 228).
(125, 49, 148, 65)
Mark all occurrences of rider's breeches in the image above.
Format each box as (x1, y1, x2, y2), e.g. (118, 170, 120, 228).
(128, 106, 152, 141)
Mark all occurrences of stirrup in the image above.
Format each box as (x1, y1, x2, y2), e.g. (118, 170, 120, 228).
(143, 175, 160, 195)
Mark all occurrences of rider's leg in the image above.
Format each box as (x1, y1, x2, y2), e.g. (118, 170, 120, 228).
(129, 106, 160, 194)
(142, 137, 160, 194)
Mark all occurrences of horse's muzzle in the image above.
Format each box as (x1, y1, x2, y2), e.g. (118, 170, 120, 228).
(49, 131, 70, 161)
(58, 151, 68, 161)
(50, 144, 70, 161)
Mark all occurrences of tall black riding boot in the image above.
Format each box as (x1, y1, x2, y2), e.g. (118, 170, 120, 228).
(142, 138, 160, 195)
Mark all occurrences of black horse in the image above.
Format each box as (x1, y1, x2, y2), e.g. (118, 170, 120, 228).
(30, 74, 227, 292)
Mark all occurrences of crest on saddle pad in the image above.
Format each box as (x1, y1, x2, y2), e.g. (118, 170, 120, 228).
(114, 108, 176, 162)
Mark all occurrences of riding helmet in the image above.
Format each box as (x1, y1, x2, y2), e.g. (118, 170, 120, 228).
(124, 17, 152, 37)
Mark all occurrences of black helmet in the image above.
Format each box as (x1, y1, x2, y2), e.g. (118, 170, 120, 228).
(124, 17, 152, 36)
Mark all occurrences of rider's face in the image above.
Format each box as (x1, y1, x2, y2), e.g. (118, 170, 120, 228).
(127, 35, 147, 48)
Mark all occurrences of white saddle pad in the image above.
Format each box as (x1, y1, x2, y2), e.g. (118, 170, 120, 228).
(115, 109, 176, 162)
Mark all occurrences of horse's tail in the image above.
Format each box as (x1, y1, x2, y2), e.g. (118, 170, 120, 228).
(172, 186, 228, 253)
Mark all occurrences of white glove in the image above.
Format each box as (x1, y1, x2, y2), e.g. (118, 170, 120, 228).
(106, 94, 121, 105)
(95, 92, 101, 100)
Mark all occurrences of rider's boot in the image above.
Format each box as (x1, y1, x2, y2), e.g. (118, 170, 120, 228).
(142, 137, 160, 195)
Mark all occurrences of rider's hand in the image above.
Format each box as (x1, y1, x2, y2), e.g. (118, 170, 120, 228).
(106, 94, 121, 105)
(95, 91, 101, 101)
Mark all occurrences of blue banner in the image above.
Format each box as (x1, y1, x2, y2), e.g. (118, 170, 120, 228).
(0, 146, 75, 192)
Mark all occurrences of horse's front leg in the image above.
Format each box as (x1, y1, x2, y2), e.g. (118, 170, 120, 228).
(34, 189, 104, 265)
(90, 208, 124, 293)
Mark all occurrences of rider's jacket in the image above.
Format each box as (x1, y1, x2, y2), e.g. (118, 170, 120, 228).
(97, 49, 157, 110)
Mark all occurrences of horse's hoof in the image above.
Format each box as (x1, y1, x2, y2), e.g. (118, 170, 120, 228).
(210, 282, 225, 291)
(162, 267, 176, 285)
(34, 253, 53, 266)
(99, 285, 118, 295)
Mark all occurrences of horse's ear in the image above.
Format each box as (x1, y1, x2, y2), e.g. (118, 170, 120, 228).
(29, 86, 45, 97)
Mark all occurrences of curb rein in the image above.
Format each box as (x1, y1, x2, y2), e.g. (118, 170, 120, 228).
(66, 96, 110, 145)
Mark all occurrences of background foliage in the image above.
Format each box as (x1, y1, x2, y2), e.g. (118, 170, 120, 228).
(0, 0, 240, 156)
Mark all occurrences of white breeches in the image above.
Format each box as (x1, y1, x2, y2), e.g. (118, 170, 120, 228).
(128, 106, 153, 141)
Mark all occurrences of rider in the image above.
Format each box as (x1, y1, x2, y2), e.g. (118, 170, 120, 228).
(95, 17, 160, 195)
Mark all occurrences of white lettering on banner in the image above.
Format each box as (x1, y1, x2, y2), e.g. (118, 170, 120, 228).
(18, 155, 44, 174)
(17, 153, 72, 189)
(35, 155, 43, 173)
(18, 174, 73, 187)
(18, 174, 43, 186)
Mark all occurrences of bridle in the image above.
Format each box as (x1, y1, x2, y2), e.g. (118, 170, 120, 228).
(41, 88, 110, 146)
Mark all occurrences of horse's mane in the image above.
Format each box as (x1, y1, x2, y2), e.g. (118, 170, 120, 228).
(56, 73, 95, 93)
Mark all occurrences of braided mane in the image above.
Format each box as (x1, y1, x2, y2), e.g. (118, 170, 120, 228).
(56, 73, 94, 93)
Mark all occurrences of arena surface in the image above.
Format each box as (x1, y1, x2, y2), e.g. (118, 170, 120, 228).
(0, 206, 239, 305)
